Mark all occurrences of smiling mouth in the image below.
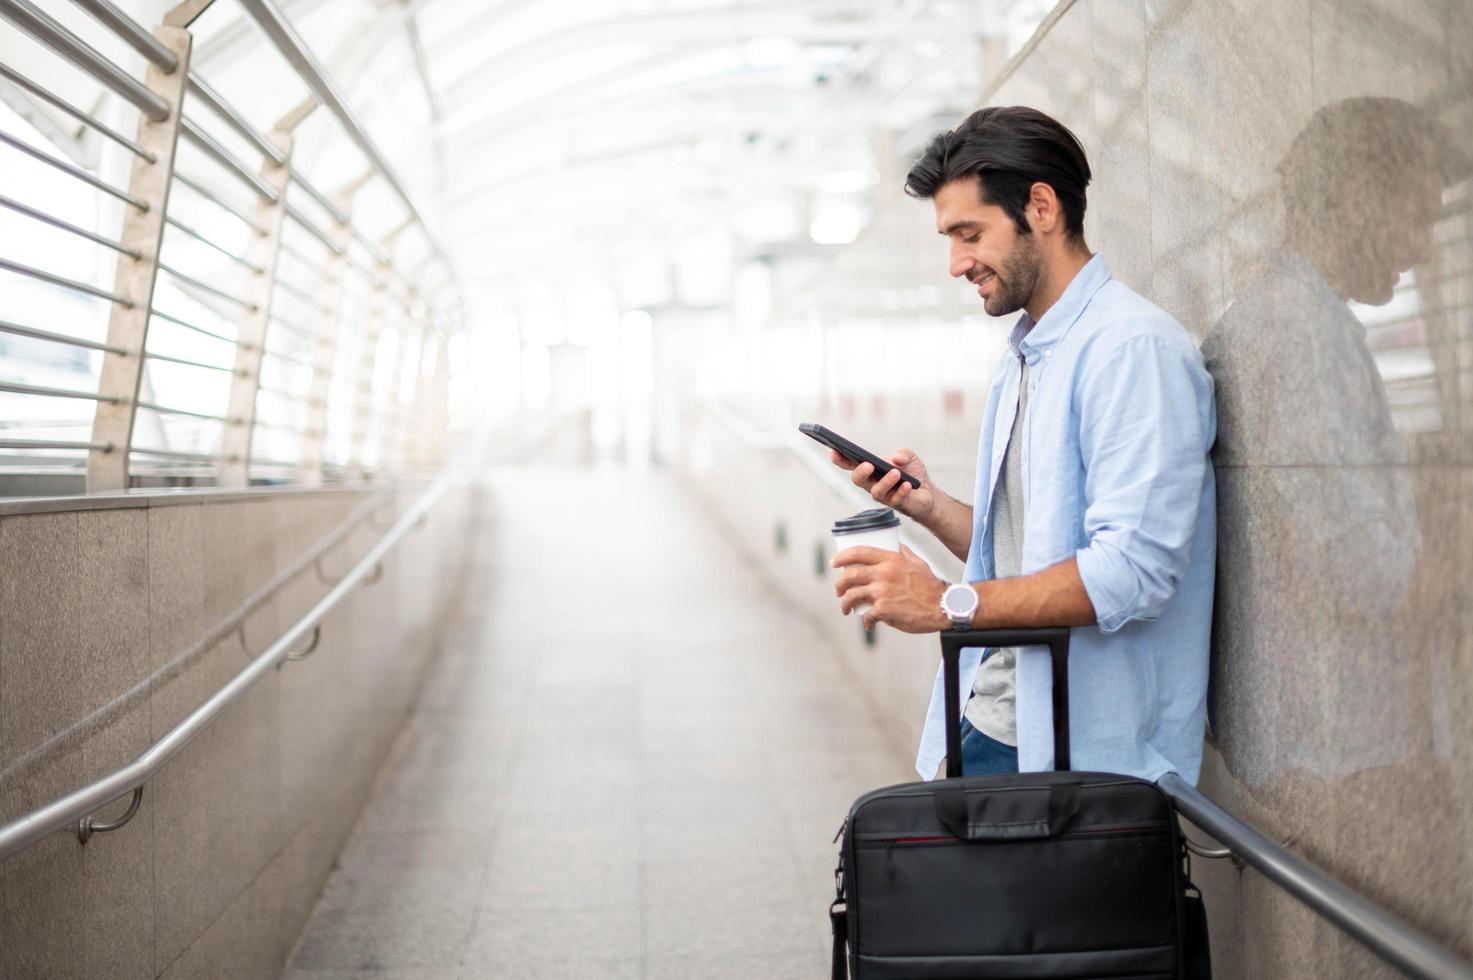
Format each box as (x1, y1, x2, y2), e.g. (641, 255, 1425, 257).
(974, 271, 996, 291)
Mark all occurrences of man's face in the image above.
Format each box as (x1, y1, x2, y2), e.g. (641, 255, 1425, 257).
(934, 177, 1041, 318)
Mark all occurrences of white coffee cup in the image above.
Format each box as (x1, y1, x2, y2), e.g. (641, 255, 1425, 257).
(831, 508, 901, 615)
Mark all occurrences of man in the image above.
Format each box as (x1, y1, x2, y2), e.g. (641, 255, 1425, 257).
(830, 106, 1217, 784)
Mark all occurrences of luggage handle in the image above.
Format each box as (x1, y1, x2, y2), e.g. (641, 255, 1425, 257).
(934, 781, 1081, 841)
(939, 627, 1072, 778)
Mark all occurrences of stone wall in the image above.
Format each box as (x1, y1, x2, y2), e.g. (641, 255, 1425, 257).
(0, 482, 477, 978)
(682, 0, 1471, 974)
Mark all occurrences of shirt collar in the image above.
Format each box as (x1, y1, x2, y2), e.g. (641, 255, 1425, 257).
(1007, 254, 1112, 362)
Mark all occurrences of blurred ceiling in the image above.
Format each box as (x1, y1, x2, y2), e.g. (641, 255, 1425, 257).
(184, 0, 1045, 311)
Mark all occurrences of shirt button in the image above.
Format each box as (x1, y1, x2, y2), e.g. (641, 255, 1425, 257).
(1044, 350, 1053, 359)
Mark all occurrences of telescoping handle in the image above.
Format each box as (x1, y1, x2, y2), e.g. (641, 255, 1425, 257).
(939, 627, 1072, 778)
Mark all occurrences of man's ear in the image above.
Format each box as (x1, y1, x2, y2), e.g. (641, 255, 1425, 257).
(1028, 181, 1059, 234)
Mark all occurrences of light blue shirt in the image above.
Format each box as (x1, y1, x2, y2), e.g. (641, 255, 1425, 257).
(916, 255, 1217, 784)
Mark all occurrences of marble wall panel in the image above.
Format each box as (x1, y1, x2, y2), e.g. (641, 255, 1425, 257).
(0, 508, 154, 979)
(1143, 0, 1228, 338)
(1087, 0, 1153, 293)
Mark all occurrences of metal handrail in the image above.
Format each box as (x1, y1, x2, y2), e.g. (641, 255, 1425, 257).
(1158, 774, 1473, 980)
(698, 400, 1473, 980)
(0, 475, 452, 862)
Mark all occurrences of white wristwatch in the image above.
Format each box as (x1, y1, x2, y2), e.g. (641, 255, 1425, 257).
(940, 583, 979, 629)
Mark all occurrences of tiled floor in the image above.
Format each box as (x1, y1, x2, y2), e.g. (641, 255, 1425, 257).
(282, 467, 914, 979)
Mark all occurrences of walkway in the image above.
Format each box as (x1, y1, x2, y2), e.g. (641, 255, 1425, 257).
(282, 466, 914, 979)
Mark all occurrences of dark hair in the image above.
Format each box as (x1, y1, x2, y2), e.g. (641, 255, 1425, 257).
(905, 106, 1092, 239)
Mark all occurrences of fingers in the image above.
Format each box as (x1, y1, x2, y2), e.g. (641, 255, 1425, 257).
(891, 448, 916, 466)
(832, 546, 888, 568)
(833, 566, 872, 596)
(870, 466, 901, 502)
(830, 449, 858, 472)
(839, 585, 875, 615)
(848, 460, 875, 488)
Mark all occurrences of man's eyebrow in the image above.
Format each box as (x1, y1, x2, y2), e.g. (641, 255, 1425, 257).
(939, 220, 980, 236)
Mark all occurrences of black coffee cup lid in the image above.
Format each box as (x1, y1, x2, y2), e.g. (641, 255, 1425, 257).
(832, 508, 900, 533)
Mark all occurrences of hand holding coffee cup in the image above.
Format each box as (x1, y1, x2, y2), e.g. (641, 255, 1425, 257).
(830, 447, 937, 523)
(832, 509, 951, 632)
(830, 509, 901, 616)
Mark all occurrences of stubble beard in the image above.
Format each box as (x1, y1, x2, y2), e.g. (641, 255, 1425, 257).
(983, 232, 1041, 318)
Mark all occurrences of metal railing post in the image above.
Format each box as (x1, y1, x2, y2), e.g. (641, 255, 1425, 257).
(297, 184, 356, 485)
(347, 257, 390, 478)
(218, 130, 292, 486)
(85, 26, 191, 493)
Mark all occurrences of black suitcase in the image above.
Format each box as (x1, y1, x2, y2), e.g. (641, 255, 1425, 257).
(830, 627, 1210, 979)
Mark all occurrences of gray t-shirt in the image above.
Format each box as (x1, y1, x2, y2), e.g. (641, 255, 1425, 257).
(964, 355, 1028, 746)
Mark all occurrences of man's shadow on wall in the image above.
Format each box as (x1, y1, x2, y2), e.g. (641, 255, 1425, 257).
(1202, 96, 1467, 790)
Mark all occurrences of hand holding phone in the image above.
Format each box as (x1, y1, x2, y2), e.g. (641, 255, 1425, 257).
(799, 424, 921, 489)
(799, 424, 937, 522)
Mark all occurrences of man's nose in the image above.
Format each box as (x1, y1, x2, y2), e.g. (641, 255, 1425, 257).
(949, 245, 974, 280)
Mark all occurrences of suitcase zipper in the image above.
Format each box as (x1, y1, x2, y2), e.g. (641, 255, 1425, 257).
(857, 824, 1167, 848)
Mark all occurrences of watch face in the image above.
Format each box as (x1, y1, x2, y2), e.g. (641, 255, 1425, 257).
(943, 586, 976, 616)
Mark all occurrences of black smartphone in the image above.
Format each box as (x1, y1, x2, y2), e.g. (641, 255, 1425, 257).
(798, 423, 922, 490)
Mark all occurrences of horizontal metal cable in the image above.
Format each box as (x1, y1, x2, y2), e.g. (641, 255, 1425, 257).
(0, 61, 153, 160)
(142, 350, 236, 373)
(273, 276, 331, 313)
(148, 307, 242, 347)
(0, 255, 132, 306)
(0, 128, 148, 210)
(69, 0, 179, 73)
(277, 238, 325, 267)
(180, 118, 278, 203)
(284, 203, 343, 255)
(128, 445, 225, 462)
(0, 380, 118, 402)
(0, 0, 168, 121)
(185, 73, 282, 164)
(255, 383, 325, 407)
(344, 252, 379, 284)
(252, 416, 318, 435)
(287, 167, 348, 225)
(0, 437, 111, 451)
(134, 400, 230, 422)
(0, 317, 127, 354)
(157, 262, 256, 310)
(349, 224, 390, 267)
(0, 191, 140, 257)
(247, 454, 303, 468)
(172, 173, 267, 235)
(260, 347, 329, 371)
(163, 215, 263, 274)
(269, 313, 331, 344)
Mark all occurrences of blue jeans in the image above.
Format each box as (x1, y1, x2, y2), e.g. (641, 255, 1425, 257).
(959, 716, 1019, 776)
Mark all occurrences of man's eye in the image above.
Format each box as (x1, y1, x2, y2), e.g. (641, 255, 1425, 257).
(963, 234, 980, 244)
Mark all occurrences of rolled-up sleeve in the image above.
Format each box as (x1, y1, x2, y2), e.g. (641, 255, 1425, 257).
(1074, 334, 1214, 633)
